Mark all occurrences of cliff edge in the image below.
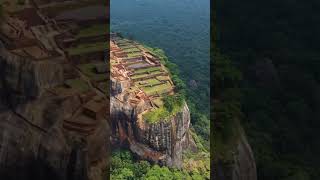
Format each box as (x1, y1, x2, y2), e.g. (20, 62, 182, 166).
(110, 35, 197, 168)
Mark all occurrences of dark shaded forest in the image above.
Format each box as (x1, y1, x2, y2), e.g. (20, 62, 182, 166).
(216, 0, 320, 179)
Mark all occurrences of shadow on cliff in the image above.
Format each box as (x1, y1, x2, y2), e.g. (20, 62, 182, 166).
(0, 158, 61, 180)
(0, 151, 90, 180)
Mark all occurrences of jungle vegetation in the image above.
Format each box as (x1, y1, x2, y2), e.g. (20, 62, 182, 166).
(216, 0, 320, 179)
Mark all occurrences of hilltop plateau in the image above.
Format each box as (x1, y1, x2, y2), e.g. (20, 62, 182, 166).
(110, 33, 197, 168)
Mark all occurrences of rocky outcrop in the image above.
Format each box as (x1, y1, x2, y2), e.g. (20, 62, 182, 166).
(213, 129, 257, 180)
(110, 95, 196, 168)
(0, 44, 64, 106)
(110, 78, 130, 96)
(137, 102, 192, 168)
(0, 110, 69, 180)
(232, 131, 257, 180)
(0, 45, 109, 180)
(0, 95, 109, 180)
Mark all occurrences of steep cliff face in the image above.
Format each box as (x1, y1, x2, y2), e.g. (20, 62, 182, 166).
(110, 81, 196, 168)
(0, 99, 109, 180)
(110, 78, 130, 97)
(0, 43, 64, 107)
(213, 128, 257, 180)
(136, 102, 193, 168)
(0, 45, 109, 180)
(0, 110, 69, 180)
(232, 131, 257, 180)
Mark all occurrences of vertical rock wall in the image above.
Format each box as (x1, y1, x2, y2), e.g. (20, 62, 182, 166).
(0, 45, 109, 180)
(110, 95, 196, 168)
(213, 129, 257, 180)
(0, 45, 64, 106)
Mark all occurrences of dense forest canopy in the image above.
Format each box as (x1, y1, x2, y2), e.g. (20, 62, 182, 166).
(216, 0, 320, 179)
(110, 149, 210, 179)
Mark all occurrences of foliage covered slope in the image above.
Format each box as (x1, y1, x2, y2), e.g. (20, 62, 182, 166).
(216, 0, 320, 179)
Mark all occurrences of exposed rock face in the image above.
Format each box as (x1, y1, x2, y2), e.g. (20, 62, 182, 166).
(0, 98, 109, 180)
(232, 132, 257, 180)
(0, 45, 109, 180)
(213, 130, 257, 180)
(0, 44, 64, 106)
(110, 94, 196, 168)
(0, 98, 71, 180)
(110, 78, 130, 96)
(137, 102, 192, 168)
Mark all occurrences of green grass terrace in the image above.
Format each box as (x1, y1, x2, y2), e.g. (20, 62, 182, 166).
(122, 47, 141, 53)
(152, 98, 164, 107)
(76, 24, 108, 38)
(143, 95, 183, 124)
(116, 39, 132, 46)
(127, 52, 143, 58)
(135, 78, 162, 87)
(67, 42, 108, 56)
(133, 66, 162, 75)
(118, 44, 137, 49)
(141, 81, 173, 96)
(130, 70, 164, 81)
(77, 63, 107, 82)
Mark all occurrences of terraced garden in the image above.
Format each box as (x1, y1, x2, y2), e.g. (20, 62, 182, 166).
(76, 24, 108, 38)
(127, 62, 149, 69)
(118, 44, 137, 49)
(131, 70, 163, 80)
(77, 63, 107, 81)
(142, 82, 172, 96)
(156, 76, 170, 81)
(135, 78, 162, 87)
(111, 37, 175, 113)
(133, 66, 162, 74)
(127, 52, 143, 58)
(68, 42, 108, 56)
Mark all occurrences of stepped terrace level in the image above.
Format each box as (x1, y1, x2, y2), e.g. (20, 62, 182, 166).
(110, 36, 174, 109)
(0, 0, 109, 137)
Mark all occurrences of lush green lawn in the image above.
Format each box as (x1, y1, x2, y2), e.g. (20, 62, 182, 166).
(142, 82, 172, 96)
